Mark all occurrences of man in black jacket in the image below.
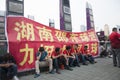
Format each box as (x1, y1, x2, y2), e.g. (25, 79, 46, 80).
(0, 53, 19, 80)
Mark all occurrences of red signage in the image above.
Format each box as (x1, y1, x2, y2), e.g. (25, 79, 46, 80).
(7, 16, 99, 71)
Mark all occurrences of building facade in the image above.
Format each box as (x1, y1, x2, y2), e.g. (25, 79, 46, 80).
(86, 2, 95, 30)
(0, 10, 7, 54)
(0, 10, 6, 40)
(80, 25, 86, 32)
(60, 0, 72, 32)
(49, 19, 55, 28)
(104, 24, 109, 36)
(6, 0, 24, 16)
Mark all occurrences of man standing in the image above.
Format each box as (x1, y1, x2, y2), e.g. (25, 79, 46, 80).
(34, 47, 54, 78)
(109, 27, 120, 68)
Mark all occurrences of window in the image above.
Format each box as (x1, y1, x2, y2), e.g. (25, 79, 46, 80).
(65, 23, 72, 31)
(90, 16, 94, 21)
(63, 6, 70, 14)
(0, 23, 4, 28)
(9, 1, 23, 13)
(63, 0, 70, 7)
(91, 22, 94, 28)
(64, 14, 71, 22)
(0, 28, 5, 34)
(0, 17, 4, 22)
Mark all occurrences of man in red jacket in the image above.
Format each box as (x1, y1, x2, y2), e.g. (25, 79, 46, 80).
(109, 27, 120, 68)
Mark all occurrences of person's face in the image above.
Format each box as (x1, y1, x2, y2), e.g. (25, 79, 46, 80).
(39, 51, 44, 53)
(84, 47, 87, 50)
(56, 50, 60, 53)
(114, 29, 117, 32)
(74, 45, 77, 49)
(67, 49, 71, 52)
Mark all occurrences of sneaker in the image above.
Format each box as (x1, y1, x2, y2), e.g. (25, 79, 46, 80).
(94, 61, 97, 63)
(34, 73, 40, 78)
(82, 63, 88, 65)
(13, 76, 19, 80)
(56, 71, 61, 74)
(90, 61, 94, 64)
(69, 65, 75, 67)
(114, 64, 117, 67)
(66, 67, 73, 71)
(77, 64, 80, 67)
(49, 70, 55, 74)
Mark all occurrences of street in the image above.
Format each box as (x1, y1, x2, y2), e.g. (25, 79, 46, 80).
(20, 57, 120, 80)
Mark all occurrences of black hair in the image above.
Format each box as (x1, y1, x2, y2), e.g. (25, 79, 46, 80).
(84, 45, 88, 48)
(39, 47, 45, 52)
(55, 47, 60, 52)
(66, 46, 71, 50)
(112, 27, 117, 31)
(3, 53, 16, 63)
(75, 44, 78, 47)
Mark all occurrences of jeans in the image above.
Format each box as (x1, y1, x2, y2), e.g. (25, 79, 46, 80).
(84, 55, 94, 63)
(112, 48, 120, 66)
(0, 64, 18, 80)
(78, 54, 87, 64)
(69, 57, 75, 66)
(53, 58, 60, 71)
(59, 56, 70, 68)
(71, 54, 80, 66)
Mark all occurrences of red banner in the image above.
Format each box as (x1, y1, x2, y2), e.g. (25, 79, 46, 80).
(7, 16, 99, 71)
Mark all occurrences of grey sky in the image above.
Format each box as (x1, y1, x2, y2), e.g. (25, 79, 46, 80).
(0, 0, 120, 32)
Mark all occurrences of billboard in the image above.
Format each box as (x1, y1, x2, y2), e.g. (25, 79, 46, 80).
(6, 0, 24, 16)
(86, 2, 95, 30)
(60, 0, 72, 32)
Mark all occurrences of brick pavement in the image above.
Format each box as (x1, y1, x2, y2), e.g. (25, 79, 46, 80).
(19, 58, 120, 80)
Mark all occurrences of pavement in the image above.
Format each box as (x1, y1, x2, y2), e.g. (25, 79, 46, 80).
(19, 57, 120, 80)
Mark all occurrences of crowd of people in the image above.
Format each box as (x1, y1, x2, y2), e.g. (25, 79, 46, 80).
(33, 27, 120, 78)
(34, 44, 97, 78)
(1, 27, 120, 80)
(0, 44, 97, 80)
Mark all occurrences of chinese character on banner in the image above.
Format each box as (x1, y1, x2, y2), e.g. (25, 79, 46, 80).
(45, 46, 54, 57)
(88, 31, 97, 41)
(19, 44, 34, 66)
(61, 45, 66, 52)
(91, 43, 98, 54)
(14, 21, 35, 41)
(79, 33, 90, 42)
(37, 27, 54, 41)
(78, 44, 82, 52)
(55, 31, 68, 42)
(70, 33, 79, 42)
